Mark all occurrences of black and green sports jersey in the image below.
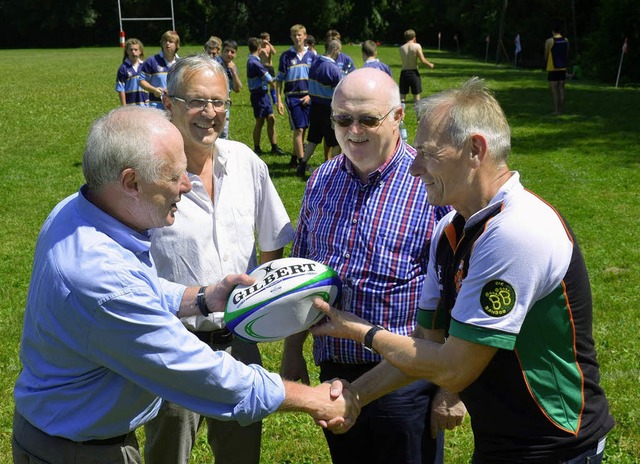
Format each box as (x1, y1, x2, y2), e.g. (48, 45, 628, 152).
(418, 173, 614, 462)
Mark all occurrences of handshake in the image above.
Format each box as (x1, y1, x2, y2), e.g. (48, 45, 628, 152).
(281, 378, 360, 434)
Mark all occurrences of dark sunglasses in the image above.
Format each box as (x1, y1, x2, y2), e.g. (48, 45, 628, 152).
(330, 107, 397, 128)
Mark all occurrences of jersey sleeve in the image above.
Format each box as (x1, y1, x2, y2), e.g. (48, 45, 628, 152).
(449, 201, 573, 350)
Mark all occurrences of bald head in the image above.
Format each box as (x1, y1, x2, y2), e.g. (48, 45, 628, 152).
(333, 68, 401, 111)
(331, 68, 404, 180)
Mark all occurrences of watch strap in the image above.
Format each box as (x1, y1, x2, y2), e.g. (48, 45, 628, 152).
(363, 325, 385, 352)
(196, 286, 210, 317)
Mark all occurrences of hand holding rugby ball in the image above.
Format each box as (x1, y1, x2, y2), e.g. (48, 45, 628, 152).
(224, 257, 341, 342)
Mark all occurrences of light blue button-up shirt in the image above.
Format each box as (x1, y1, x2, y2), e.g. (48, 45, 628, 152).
(14, 186, 284, 441)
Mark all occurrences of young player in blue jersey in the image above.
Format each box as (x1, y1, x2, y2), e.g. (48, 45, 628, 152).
(115, 38, 149, 106)
(362, 40, 392, 77)
(247, 37, 285, 156)
(139, 30, 180, 109)
(297, 39, 343, 177)
(325, 29, 356, 75)
(276, 24, 315, 169)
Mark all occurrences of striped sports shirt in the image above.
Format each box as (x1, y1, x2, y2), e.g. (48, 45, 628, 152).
(308, 55, 342, 106)
(247, 55, 272, 93)
(114, 59, 149, 106)
(276, 47, 315, 96)
(292, 141, 451, 364)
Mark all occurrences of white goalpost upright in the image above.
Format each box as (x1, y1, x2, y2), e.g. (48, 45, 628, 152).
(116, 0, 176, 47)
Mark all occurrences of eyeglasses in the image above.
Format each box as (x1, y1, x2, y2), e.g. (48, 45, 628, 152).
(170, 96, 232, 112)
(330, 107, 397, 128)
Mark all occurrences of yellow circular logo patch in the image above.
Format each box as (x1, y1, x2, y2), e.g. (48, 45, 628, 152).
(480, 280, 516, 317)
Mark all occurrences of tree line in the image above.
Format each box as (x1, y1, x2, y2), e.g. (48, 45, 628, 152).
(1, 0, 637, 85)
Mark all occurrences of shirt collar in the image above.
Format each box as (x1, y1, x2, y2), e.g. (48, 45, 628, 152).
(318, 55, 337, 64)
(213, 140, 229, 176)
(76, 185, 151, 255)
(466, 171, 521, 228)
(340, 138, 406, 186)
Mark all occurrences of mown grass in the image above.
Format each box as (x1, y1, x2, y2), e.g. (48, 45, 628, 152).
(0, 43, 638, 463)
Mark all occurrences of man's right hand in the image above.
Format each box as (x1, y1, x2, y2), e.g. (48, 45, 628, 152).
(309, 380, 360, 434)
(205, 274, 254, 313)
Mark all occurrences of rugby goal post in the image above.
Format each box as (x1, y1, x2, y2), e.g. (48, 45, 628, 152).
(117, 0, 176, 47)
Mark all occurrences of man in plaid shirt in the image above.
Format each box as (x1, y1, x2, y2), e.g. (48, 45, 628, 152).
(281, 68, 465, 464)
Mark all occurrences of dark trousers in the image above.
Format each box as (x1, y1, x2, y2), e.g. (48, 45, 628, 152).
(320, 361, 444, 464)
(12, 410, 141, 464)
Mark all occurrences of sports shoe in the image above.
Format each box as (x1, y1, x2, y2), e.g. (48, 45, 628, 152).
(271, 145, 286, 156)
(296, 161, 307, 177)
(254, 147, 264, 156)
(289, 156, 299, 168)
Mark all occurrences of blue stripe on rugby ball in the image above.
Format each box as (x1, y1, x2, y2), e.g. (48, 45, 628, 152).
(226, 273, 340, 317)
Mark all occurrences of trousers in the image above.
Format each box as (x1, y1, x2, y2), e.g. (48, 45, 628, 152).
(12, 411, 141, 464)
(319, 361, 444, 464)
(143, 334, 262, 464)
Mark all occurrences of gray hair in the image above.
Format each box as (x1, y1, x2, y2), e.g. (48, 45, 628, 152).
(82, 106, 170, 191)
(416, 77, 511, 164)
(166, 53, 229, 97)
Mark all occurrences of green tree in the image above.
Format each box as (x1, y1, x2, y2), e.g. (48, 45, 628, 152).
(583, 0, 640, 84)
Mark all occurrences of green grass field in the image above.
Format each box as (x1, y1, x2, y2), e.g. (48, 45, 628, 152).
(0, 43, 638, 463)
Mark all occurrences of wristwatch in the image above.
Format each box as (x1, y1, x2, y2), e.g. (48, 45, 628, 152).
(196, 286, 211, 317)
(363, 325, 386, 353)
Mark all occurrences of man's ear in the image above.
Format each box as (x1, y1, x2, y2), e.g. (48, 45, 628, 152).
(120, 168, 140, 198)
(469, 134, 488, 166)
(163, 94, 172, 112)
(394, 106, 405, 123)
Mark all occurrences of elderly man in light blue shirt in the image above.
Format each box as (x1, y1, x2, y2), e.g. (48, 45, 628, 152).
(12, 105, 359, 464)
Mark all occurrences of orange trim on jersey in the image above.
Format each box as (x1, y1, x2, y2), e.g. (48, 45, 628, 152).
(561, 278, 587, 434)
(504, 192, 586, 434)
(444, 222, 458, 251)
(525, 189, 575, 245)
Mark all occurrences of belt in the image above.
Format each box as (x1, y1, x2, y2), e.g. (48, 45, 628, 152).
(194, 328, 234, 345)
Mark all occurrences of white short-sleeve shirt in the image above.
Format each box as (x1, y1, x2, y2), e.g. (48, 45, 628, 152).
(151, 139, 294, 331)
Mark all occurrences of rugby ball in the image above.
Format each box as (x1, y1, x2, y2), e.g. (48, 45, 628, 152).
(224, 257, 341, 343)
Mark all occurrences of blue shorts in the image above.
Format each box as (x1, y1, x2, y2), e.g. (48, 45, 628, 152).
(250, 91, 273, 118)
(285, 94, 310, 130)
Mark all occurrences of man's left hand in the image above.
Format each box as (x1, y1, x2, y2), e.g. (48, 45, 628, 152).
(430, 389, 466, 437)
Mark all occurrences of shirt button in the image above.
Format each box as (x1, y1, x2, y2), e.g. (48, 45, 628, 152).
(352, 219, 358, 224)
(344, 253, 350, 259)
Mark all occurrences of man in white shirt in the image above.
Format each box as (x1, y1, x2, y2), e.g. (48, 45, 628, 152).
(145, 54, 294, 464)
